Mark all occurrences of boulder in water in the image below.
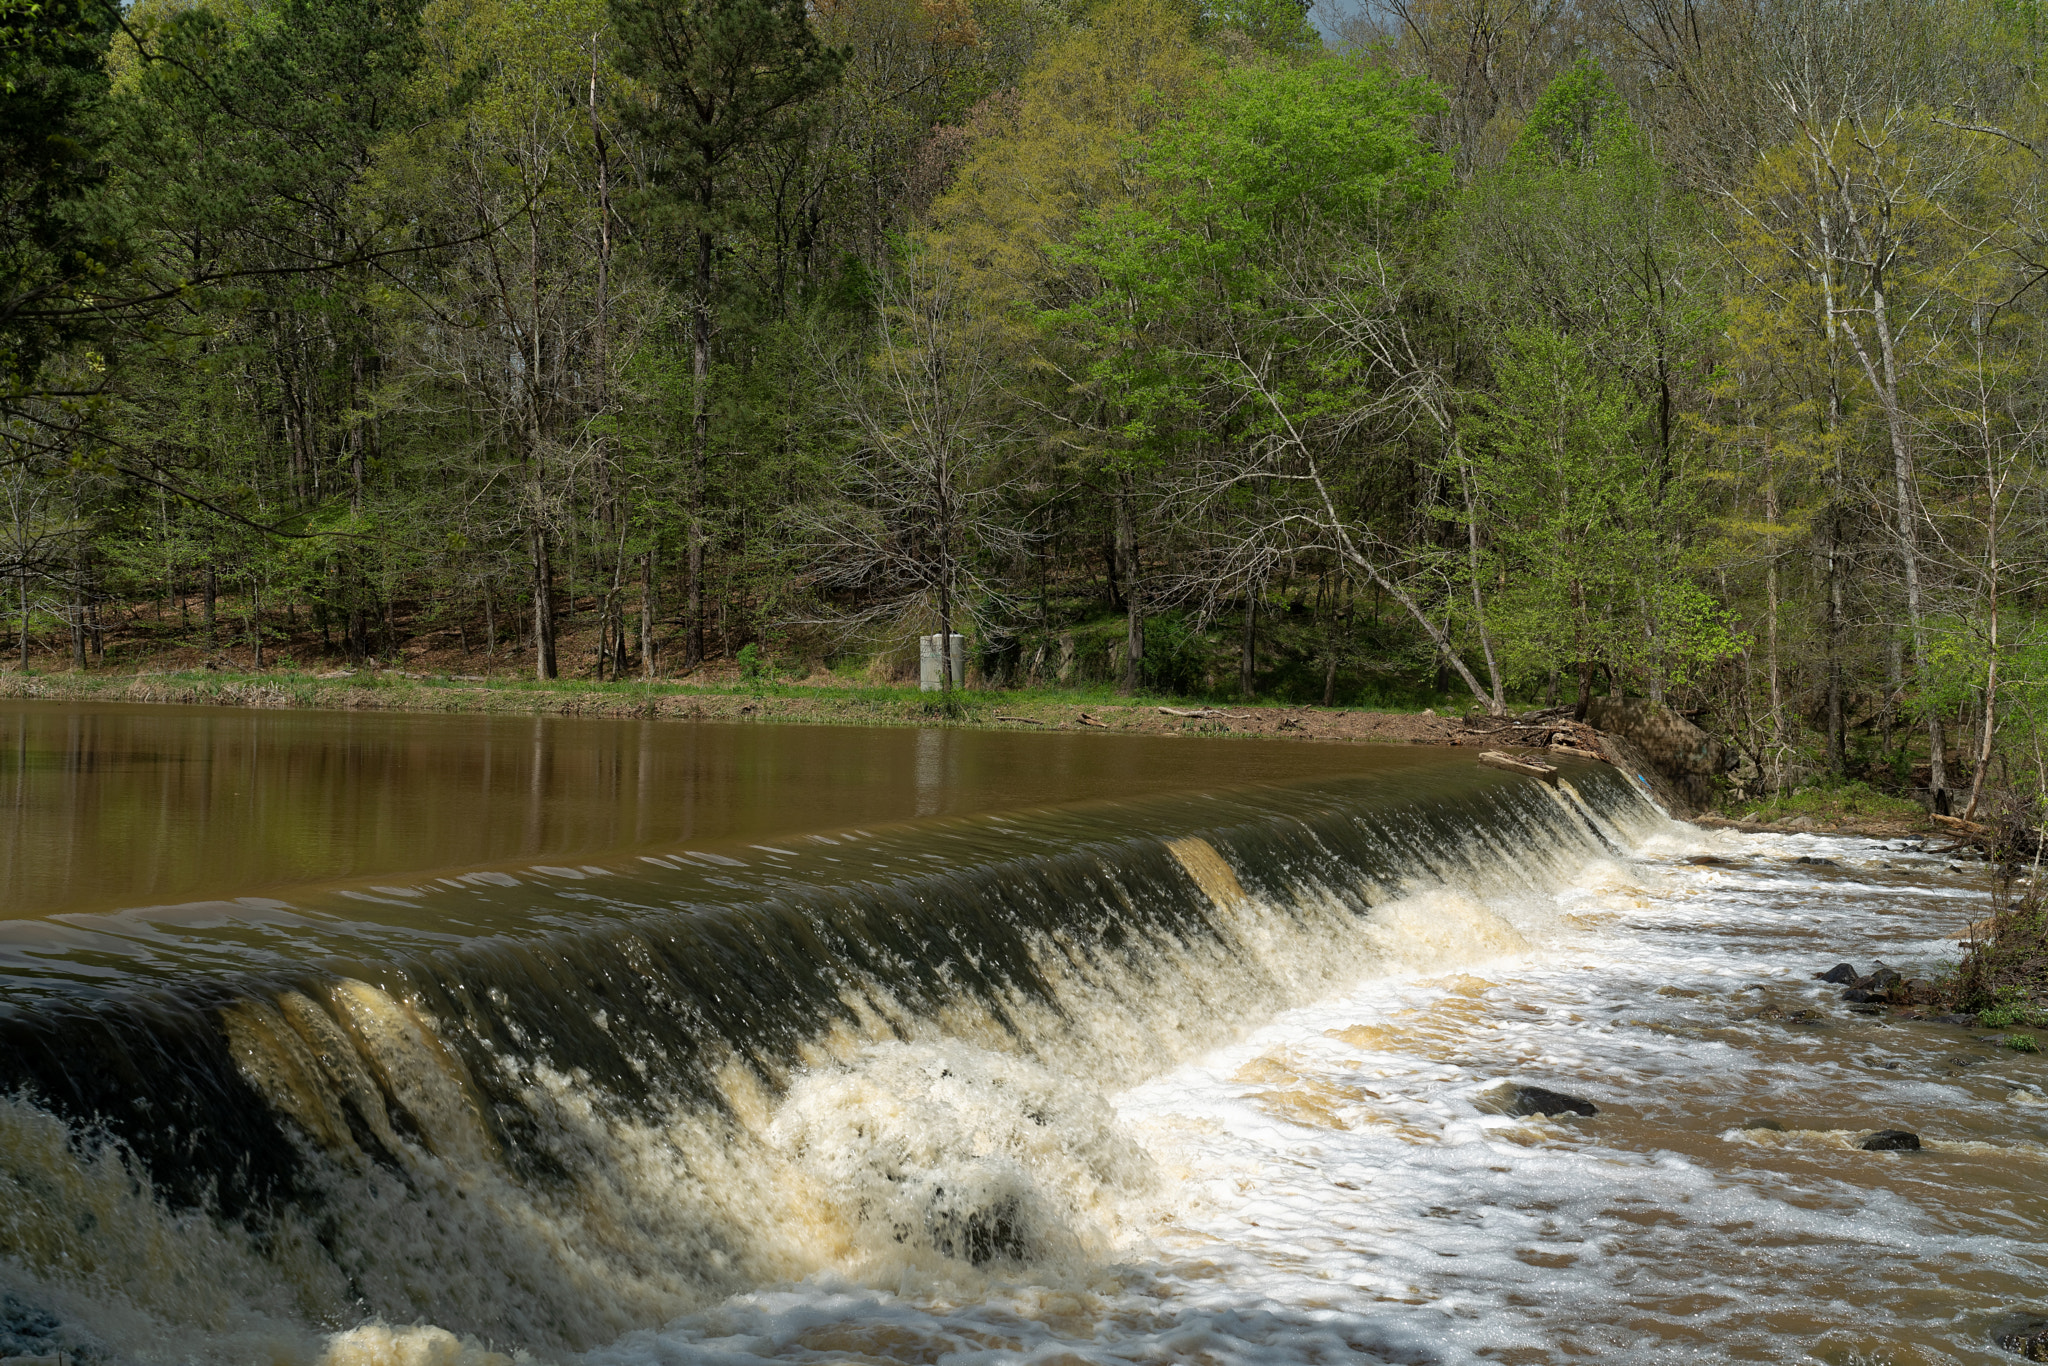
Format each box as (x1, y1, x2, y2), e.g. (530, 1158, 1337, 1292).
(1507, 1085, 1599, 1118)
(1999, 1327, 2048, 1362)
(1860, 1129, 1921, 1151)
(1817, 963, 1860, 984)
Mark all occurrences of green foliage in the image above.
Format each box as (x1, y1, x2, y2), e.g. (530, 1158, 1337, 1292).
(1507, 58, 1634, 170)
(1462, 326, 1735, 691)
(1139, 610, 1204, 693)
(0, 0, 122, 389)
(736, 641, 767, 679)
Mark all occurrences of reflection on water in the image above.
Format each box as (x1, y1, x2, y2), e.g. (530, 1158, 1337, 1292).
(0, 700, 1421, 920)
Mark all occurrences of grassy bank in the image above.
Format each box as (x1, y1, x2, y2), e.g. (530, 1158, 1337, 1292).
(0, 666, 1473, 744)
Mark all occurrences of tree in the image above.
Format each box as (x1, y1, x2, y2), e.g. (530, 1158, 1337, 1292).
(611, 0, 842, 666)
(795, 247, 1023, 688)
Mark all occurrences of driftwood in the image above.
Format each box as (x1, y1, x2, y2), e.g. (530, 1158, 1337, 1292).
(993, 715, 1044, 725)
(1460, 708, 1608, 763)
(1075, 712, 1109, 729)
(1157, 706, 1246, 720)
(1478, 750, 1559, 785)
(1933, 813, 1990, 836)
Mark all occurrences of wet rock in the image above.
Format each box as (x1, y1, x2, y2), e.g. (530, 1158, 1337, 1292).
(1687, 854, 1734, 866)
(1818, 963, 1860, 985)
(1795, 855, 1839, 867)
(1841, 988, 1876, 1003)
(1506, 1085, 1599, 1118)
(1904, 978, 1936, 1004)
(1934, 1014, 1978, 1026)
(1999, 1326, 2048, 1362)
(1859, 1129, 1921, 1151)
(1868, 966, 1903, 992)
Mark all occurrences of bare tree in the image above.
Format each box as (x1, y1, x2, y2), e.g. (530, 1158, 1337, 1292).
(793, 248, 1028, 689)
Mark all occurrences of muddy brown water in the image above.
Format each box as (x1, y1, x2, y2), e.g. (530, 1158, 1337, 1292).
(0, 697, 1428, 921)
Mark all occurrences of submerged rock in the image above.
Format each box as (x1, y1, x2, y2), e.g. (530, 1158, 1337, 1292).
(1507, 1085, 1599, 1118)
(1860, 1129, 1921, 1151)
(1795, 855, 1838, 867)
(1818, 963, 1860, 984)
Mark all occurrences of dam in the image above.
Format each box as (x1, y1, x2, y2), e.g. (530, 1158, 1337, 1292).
(0, 700, 2036, 1364)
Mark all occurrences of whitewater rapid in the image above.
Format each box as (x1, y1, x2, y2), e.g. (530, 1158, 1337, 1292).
(573, 828, 2032, 1366)
(4, 759, 2035, 1366)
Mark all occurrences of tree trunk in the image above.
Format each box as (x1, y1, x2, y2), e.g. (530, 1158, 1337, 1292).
(1117, 478, 1143, 694)
(1239, 585, 1257, 699)
(1455, 447, 1505, 714)
(70, 551, 84, 671)
(204, 563, 217, 653)
(641, 550, 656, 680)
(686, 190, 713, 669)
(531, 525, 557, 680)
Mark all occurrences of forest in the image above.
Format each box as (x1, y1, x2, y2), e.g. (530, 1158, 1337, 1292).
(4, 0, 2047, 811)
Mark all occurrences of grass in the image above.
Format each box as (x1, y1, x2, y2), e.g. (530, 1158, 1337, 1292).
(1729, 779, 1925, 824)
(0, 664, 1454, 733)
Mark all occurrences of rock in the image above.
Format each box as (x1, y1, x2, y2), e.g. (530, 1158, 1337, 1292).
(1507, 1085, 1599, 1118)
(1841, 988, 1875, 1003)
(1818, 963, 1860, 984)
(1859, 1129, 1921, 1151)
(1903, 978, 1935, 1003)
(1869, 966, 1903, 992)
(1934, 1014, 1978, 1026)
(1687, 854, 1734, 866)
(1795, 855, 1838, 866)
(1785, 814, 1816, 829)
(1584, 697, 1729, 776)
(1999, 1327, 2048, 1362)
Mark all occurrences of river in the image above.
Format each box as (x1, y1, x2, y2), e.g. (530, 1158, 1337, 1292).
(0, 699, 2036, 1365)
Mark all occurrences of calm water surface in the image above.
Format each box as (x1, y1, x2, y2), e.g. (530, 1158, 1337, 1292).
(0, 699, 1419, 920)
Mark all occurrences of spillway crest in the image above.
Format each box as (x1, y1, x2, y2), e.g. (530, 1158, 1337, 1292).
(0, 759, 1659, 1361)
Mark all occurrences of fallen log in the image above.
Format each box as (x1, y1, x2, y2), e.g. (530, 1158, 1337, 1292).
(1479, 750, 1559, 785)
(1076, 712, 1109, 729)
(1933, 813, 1990, 836)
(993, 715, 1044, 725)
(1156, 706, 1243, 719)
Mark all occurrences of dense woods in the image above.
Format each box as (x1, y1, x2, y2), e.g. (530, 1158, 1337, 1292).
(6, 0, 2048, 808)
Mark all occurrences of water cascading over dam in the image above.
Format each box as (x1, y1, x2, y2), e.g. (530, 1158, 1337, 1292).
(0, 745, 1662, 1363)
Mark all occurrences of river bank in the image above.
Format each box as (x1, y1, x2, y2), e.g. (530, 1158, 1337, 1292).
(0, 666, 1474, 742)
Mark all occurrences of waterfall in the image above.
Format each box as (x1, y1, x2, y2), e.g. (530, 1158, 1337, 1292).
(0, 759, 1661, 1362)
